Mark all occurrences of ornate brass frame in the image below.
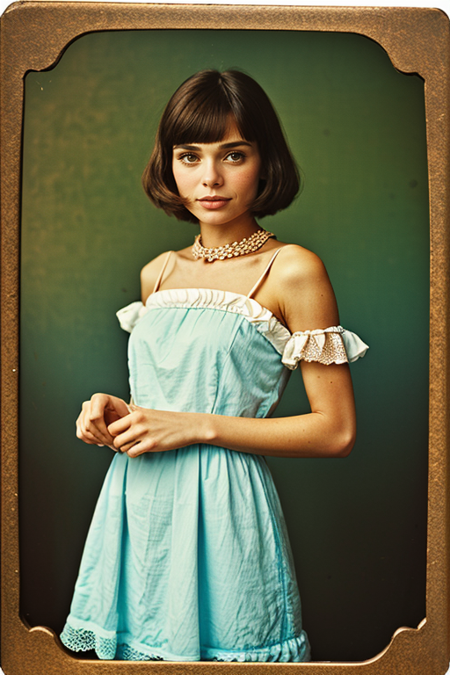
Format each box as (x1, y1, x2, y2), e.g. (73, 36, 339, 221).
(1, 3, 449, 673)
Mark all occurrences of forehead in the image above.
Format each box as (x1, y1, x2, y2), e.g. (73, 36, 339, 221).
(173, 119, 255, 149)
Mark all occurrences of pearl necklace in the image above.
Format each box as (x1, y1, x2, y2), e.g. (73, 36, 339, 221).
(192, 228, 275, 262)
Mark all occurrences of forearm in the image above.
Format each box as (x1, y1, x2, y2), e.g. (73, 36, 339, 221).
(198, 409, 356, 459)
(197, 361, 356, 459)
(108, 364, 356, 459)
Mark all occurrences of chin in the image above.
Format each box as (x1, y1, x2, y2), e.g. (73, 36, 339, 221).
(196, 210, 249, 229)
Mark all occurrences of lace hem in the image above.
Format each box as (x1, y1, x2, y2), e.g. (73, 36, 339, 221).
(117, 644, 164, 661)
(60, 623, 117, 660)
(60, 622, 310, 662)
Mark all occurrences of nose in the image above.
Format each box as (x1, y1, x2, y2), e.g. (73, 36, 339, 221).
(202, 160, 223, 188)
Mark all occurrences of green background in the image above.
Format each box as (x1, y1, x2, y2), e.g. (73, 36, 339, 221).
(20, 30, 429, 661)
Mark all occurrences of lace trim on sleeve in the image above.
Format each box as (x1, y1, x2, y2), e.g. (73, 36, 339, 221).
(282, 326, 369, 370)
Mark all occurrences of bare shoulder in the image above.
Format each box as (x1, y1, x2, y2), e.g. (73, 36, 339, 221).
(140, 251, 173, 303)
(274, 243, 329, 287)
(272, 244, 339, 331)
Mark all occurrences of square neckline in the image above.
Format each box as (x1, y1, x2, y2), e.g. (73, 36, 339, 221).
(147, 287, 291, 336)
(148, 248, 289, 332)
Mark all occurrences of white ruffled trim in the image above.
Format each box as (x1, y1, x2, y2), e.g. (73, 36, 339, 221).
(117, 289, 290, 355)
(203, 632, 310, 662)
(150, 288, 291, 355)
(116, 290, 369, 367)
(116, 301, 148, 333)
(281, 326, 369, 370)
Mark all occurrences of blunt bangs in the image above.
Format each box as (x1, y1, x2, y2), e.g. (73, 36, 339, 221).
(163, 73, 255, 148)
(142, 70, 300, 223)
(170, 105, 233, 147)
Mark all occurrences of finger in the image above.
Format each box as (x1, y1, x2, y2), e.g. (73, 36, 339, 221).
(82, 416, 113, 445)
(126, 441, 146, 458)
(107, 397, 132, 418)
(120, 440, 139, 453)
(112, 427, 141, 451)
(77, 407, 101, 441)
(85, 402, 118, 445)
(104, 407, 125, 427)
(77, 413, 117, 449)
(104, 399, 131, 425)
(77, 402, 105, 443)
(127, 435, 159, 457)
(88, 396, 115, 442)
(76, 423, 103, 445)
(108, 414, 133, 437)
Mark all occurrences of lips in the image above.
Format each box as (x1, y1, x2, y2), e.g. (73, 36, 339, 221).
(197, 196, 231, 210)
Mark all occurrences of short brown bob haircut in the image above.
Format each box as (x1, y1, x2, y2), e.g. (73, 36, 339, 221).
(142, 69, 300, 223)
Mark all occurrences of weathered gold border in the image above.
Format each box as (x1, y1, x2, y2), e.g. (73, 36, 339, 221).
(1, 3, 449, 673)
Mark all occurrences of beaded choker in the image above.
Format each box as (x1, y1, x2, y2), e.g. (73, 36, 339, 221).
(192, 228, 275, 262)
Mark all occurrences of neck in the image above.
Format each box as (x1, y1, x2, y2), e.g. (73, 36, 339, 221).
(199, 218, 260, 249)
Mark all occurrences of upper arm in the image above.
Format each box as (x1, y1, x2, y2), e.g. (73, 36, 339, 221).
(300, 360, 356, 454)
(140, 252, 170, 304)
(274, 246, 356, 452)
(275, 245, 339, 334)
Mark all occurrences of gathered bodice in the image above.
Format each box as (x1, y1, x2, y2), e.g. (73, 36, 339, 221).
(117, 288, 368, 420)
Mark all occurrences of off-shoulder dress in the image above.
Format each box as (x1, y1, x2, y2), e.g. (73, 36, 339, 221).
(60, 249, 368, 662)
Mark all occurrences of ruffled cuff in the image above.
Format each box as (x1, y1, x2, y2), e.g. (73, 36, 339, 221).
(116, 301, 148, 333)
(282, 326, 369, 370)
(201, 631, 310, 663)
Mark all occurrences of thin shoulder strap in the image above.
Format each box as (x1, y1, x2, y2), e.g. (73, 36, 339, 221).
(247, 248, 283, 299)
(152, 251, 173, 294)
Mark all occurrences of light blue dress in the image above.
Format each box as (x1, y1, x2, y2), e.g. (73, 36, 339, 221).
(60, 266, 368, 662)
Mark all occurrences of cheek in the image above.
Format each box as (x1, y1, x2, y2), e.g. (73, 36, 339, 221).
(171, 163, 181, 189)
(172, 166, 190, 197)
(239, 167, 262, 197)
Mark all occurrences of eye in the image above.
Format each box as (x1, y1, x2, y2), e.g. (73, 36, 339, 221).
(178, 153, 199, 164)
(225, 151, 245, 163)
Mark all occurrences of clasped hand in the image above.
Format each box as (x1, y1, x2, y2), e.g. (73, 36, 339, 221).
(76, 393, 199, 458)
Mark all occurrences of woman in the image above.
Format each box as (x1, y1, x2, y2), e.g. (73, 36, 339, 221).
(60, 69, 368, 662)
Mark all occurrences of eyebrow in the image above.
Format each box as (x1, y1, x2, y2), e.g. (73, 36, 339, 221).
(173, 141, 253, 151)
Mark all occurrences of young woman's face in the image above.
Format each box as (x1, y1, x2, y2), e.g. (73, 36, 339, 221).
(172, 119, 262, 229)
